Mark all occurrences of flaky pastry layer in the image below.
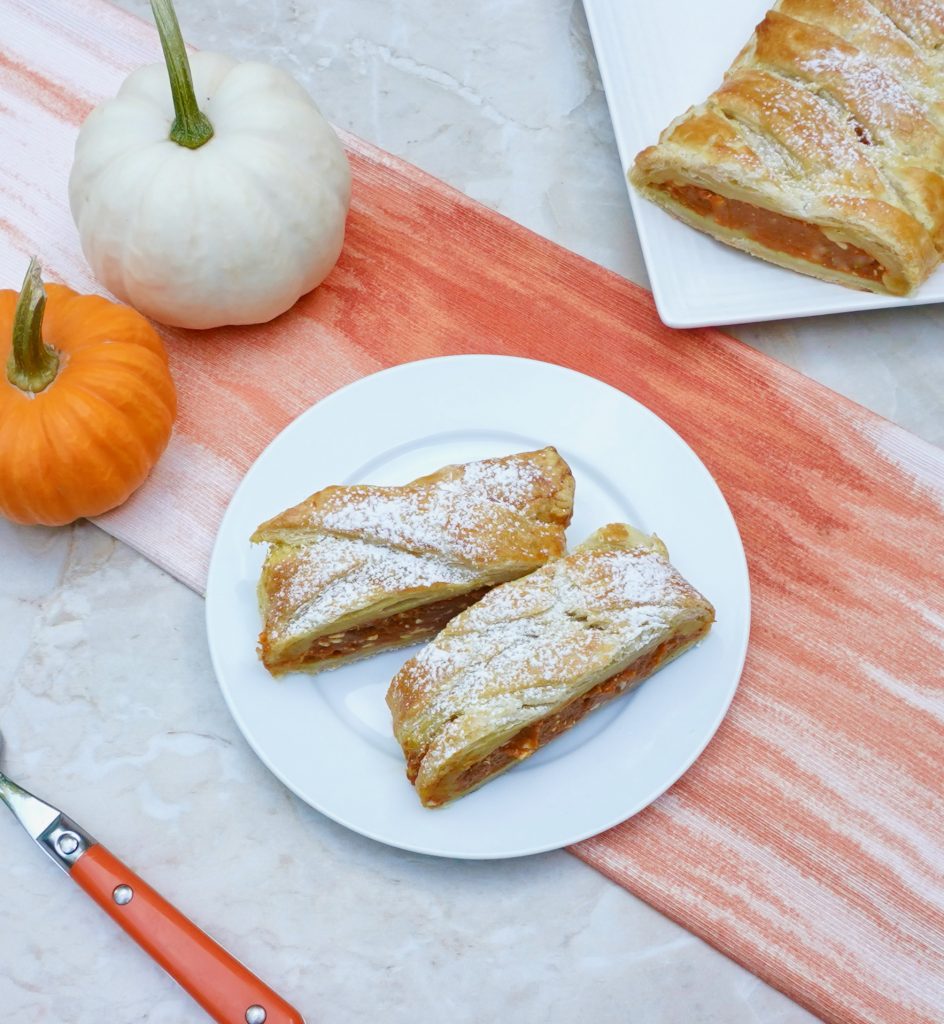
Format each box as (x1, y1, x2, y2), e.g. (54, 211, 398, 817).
(253, 447, 575, 676)
(387, 524, 715, 807)
(631, 0, 944, 295)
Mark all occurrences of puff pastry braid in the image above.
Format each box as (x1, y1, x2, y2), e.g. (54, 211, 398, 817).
(387, 524, 715, 807)
(631, 0, 944, 295)
(252, 448, 574, 676)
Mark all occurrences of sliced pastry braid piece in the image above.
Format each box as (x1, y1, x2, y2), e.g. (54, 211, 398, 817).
(252, 447, 574, 676)
(630, 0, 944, 295)
(387, 524, 715, 807)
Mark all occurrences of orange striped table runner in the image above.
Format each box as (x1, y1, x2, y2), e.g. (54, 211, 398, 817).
(2, 2, 943, 1021)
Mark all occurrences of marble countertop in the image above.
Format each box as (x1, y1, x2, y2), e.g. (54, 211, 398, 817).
(3, 1, 941, 1021)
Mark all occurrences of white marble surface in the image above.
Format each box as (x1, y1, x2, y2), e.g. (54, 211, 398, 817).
(5, 0, 942, 1020)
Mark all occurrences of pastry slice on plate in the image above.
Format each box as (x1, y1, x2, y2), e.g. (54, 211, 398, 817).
(630, 0, 944, 295)
(387, 524, 715, 807)
(252, 447, 574, 676)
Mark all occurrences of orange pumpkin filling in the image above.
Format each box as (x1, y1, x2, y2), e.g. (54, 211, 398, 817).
(661, 182, 886, 283)
(262, 588, 491, 673)
(415, 623, 711, 806)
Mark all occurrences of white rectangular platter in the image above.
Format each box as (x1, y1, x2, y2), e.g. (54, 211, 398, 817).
(583, 0, 944, 327)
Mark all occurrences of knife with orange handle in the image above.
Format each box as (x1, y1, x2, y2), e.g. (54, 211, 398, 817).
(0, 759, 304, 1024)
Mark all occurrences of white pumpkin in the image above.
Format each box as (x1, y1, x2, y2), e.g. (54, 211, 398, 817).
(69, 0, 351, 329)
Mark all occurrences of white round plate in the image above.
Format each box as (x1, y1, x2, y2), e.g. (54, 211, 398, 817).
(206, 355, 749, 859)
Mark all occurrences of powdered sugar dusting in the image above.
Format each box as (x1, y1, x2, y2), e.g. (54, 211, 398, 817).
(392, 540, 712, 772)
(725, 71, 869, 176)
(874, 0, 944, 51)
(763, 99, 864, 177)
(458, 456, 545, 506)
(802, 48, 926, 133)
(661, 2, 944, 283)
(316, 453, 557, 563)
(261, 449, 572, 645)
(269, 535, 480, 642)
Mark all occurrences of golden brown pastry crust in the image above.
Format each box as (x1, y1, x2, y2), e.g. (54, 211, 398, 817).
(630, 0, 944, 295)
(386, 524, 715, 807)
(253, 448, 574, 676)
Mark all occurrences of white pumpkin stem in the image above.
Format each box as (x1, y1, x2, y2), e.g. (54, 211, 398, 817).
(150, 0, 214, 150)
(7, 257, 59, 395)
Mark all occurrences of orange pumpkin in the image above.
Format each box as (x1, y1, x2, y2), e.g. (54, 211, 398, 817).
(0, 259, 177, 526)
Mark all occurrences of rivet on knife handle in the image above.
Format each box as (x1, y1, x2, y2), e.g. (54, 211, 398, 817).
(70, 844, 305, 1024)
(0, 767, 304, 1024)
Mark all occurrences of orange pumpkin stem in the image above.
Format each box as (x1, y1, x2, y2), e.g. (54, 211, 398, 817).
(7, 258, 59, 394)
